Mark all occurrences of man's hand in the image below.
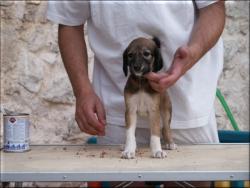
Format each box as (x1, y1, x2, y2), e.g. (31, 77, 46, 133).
(75, 90, 106, 136)
(58, 24, 106, 135)
(145, 46, 194, 93)
(145, 1, 225, 93)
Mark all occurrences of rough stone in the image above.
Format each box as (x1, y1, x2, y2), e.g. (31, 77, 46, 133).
(62, 118, 89, 143)
(42, 77, 75, 104)
(23, 2, 45, 23)
(18, 51, 44, 93)
(26, 1, 41, 5)
(39, 51, 58, 65)
(226, 1, 249, 19)
(14, 2, 26, 20)
(223, 39, 240, 64)
(0, 1, 14, 6)
(215, 2, 249, 132)
(27, 26, 49, 52)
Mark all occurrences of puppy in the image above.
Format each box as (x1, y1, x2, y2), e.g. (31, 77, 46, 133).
(122, 37, 176, 159)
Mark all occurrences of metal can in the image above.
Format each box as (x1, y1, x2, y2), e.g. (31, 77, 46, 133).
(3, 113, 30, 152)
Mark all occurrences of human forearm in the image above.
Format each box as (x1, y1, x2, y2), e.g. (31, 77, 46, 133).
(58, 24, 93, 98)
(145, 1, 226, 92)
(58, 24, 106, 135)
(188, 1, 226, 65)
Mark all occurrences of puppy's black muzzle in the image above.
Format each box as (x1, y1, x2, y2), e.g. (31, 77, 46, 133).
(133, 64, 141, 72)
(130, 59, 151, 77)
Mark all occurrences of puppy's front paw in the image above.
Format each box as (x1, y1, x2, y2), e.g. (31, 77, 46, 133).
(165, 143, 177, 150)
(121, 150, 136, 159)
(152, 150, 167, 158)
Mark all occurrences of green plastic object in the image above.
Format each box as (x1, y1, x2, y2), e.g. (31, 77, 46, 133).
(216, 89, 240, 131)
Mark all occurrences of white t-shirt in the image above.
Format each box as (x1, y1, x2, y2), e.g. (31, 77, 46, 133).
(47, 1, 223, 129)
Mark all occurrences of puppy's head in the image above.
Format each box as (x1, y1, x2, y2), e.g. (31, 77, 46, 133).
(123, 37, 163, 77)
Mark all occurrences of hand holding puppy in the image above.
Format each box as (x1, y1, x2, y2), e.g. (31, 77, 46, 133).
(145, 46, 195, 93)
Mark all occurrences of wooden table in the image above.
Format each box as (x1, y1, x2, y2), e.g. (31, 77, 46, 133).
(1, 144, 249, 182)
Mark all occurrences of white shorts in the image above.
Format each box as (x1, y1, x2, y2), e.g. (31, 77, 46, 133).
(97, 109, 219, 145)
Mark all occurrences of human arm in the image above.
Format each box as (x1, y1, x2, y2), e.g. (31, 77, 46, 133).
(145, 1, 226, 92)
(58, 24, 106, 135)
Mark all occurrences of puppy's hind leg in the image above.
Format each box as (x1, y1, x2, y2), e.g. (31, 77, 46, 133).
(122, 109, 137, 159)
(149, 110, 167, 158)
(161, 94, 177, 150)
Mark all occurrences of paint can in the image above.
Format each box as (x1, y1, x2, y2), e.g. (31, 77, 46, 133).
(3, 113, 30, 152)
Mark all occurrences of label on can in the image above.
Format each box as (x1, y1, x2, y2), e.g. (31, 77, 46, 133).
(3, 114, 30, 152)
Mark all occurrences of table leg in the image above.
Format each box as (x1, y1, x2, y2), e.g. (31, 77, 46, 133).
(14, 182, 23, 188)
(2, 182, 10, 188)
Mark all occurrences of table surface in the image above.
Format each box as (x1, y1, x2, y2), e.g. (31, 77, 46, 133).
(1, 144, 249, 182)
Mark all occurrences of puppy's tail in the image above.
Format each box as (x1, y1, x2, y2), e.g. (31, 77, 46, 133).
(153, 37, 161, 48)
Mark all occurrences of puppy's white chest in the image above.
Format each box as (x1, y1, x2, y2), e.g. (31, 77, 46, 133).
(131, 91, 154, 116)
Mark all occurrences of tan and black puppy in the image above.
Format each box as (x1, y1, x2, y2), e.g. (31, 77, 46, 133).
(122, 37, 176, 159)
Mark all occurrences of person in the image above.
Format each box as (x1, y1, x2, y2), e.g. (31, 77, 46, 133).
(47, 1, 225, 150)
(47, 1, 225, 187)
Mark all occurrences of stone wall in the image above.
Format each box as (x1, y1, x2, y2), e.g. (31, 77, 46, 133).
(1, 1, 249, 145)
(215, 1, 249, 131)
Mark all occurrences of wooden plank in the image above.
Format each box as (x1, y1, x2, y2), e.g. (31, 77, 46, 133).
(1, 144, 249, 181)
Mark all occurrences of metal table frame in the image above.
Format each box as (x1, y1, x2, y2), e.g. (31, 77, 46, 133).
(1, 144, 249, 184)
(2, 171, 248, 182)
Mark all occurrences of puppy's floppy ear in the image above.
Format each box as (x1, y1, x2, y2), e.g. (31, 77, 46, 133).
(153, 48, 163, 72)
(153, 37, 163, 72)
(153, 37, 161, 48)
(123, 48, 128, 77)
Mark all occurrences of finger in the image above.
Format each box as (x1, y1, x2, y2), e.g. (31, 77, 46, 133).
(179, 46, 189, 58)
(95, 100, 106, 126)
(147, 73, 173, 92)
(85, 111, 105, 133)
(81, 116, 101, 135)
(76, 116, 98, 135)
(149, 81, 164, 93)
(75, 114, 85, 132)
(159, 73, 179, 88)
(95, 101, 106, 136)
(85, 124, 100, 135)
(174, 46, 189, 59)
(144, 72, 162, 82)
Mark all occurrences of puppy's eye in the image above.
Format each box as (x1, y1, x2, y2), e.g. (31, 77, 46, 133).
(127, 53, 133, 59)
(143, 51, 151, 58)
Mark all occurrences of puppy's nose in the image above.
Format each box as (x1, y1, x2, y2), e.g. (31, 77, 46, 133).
(133, 64, 141, 71)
